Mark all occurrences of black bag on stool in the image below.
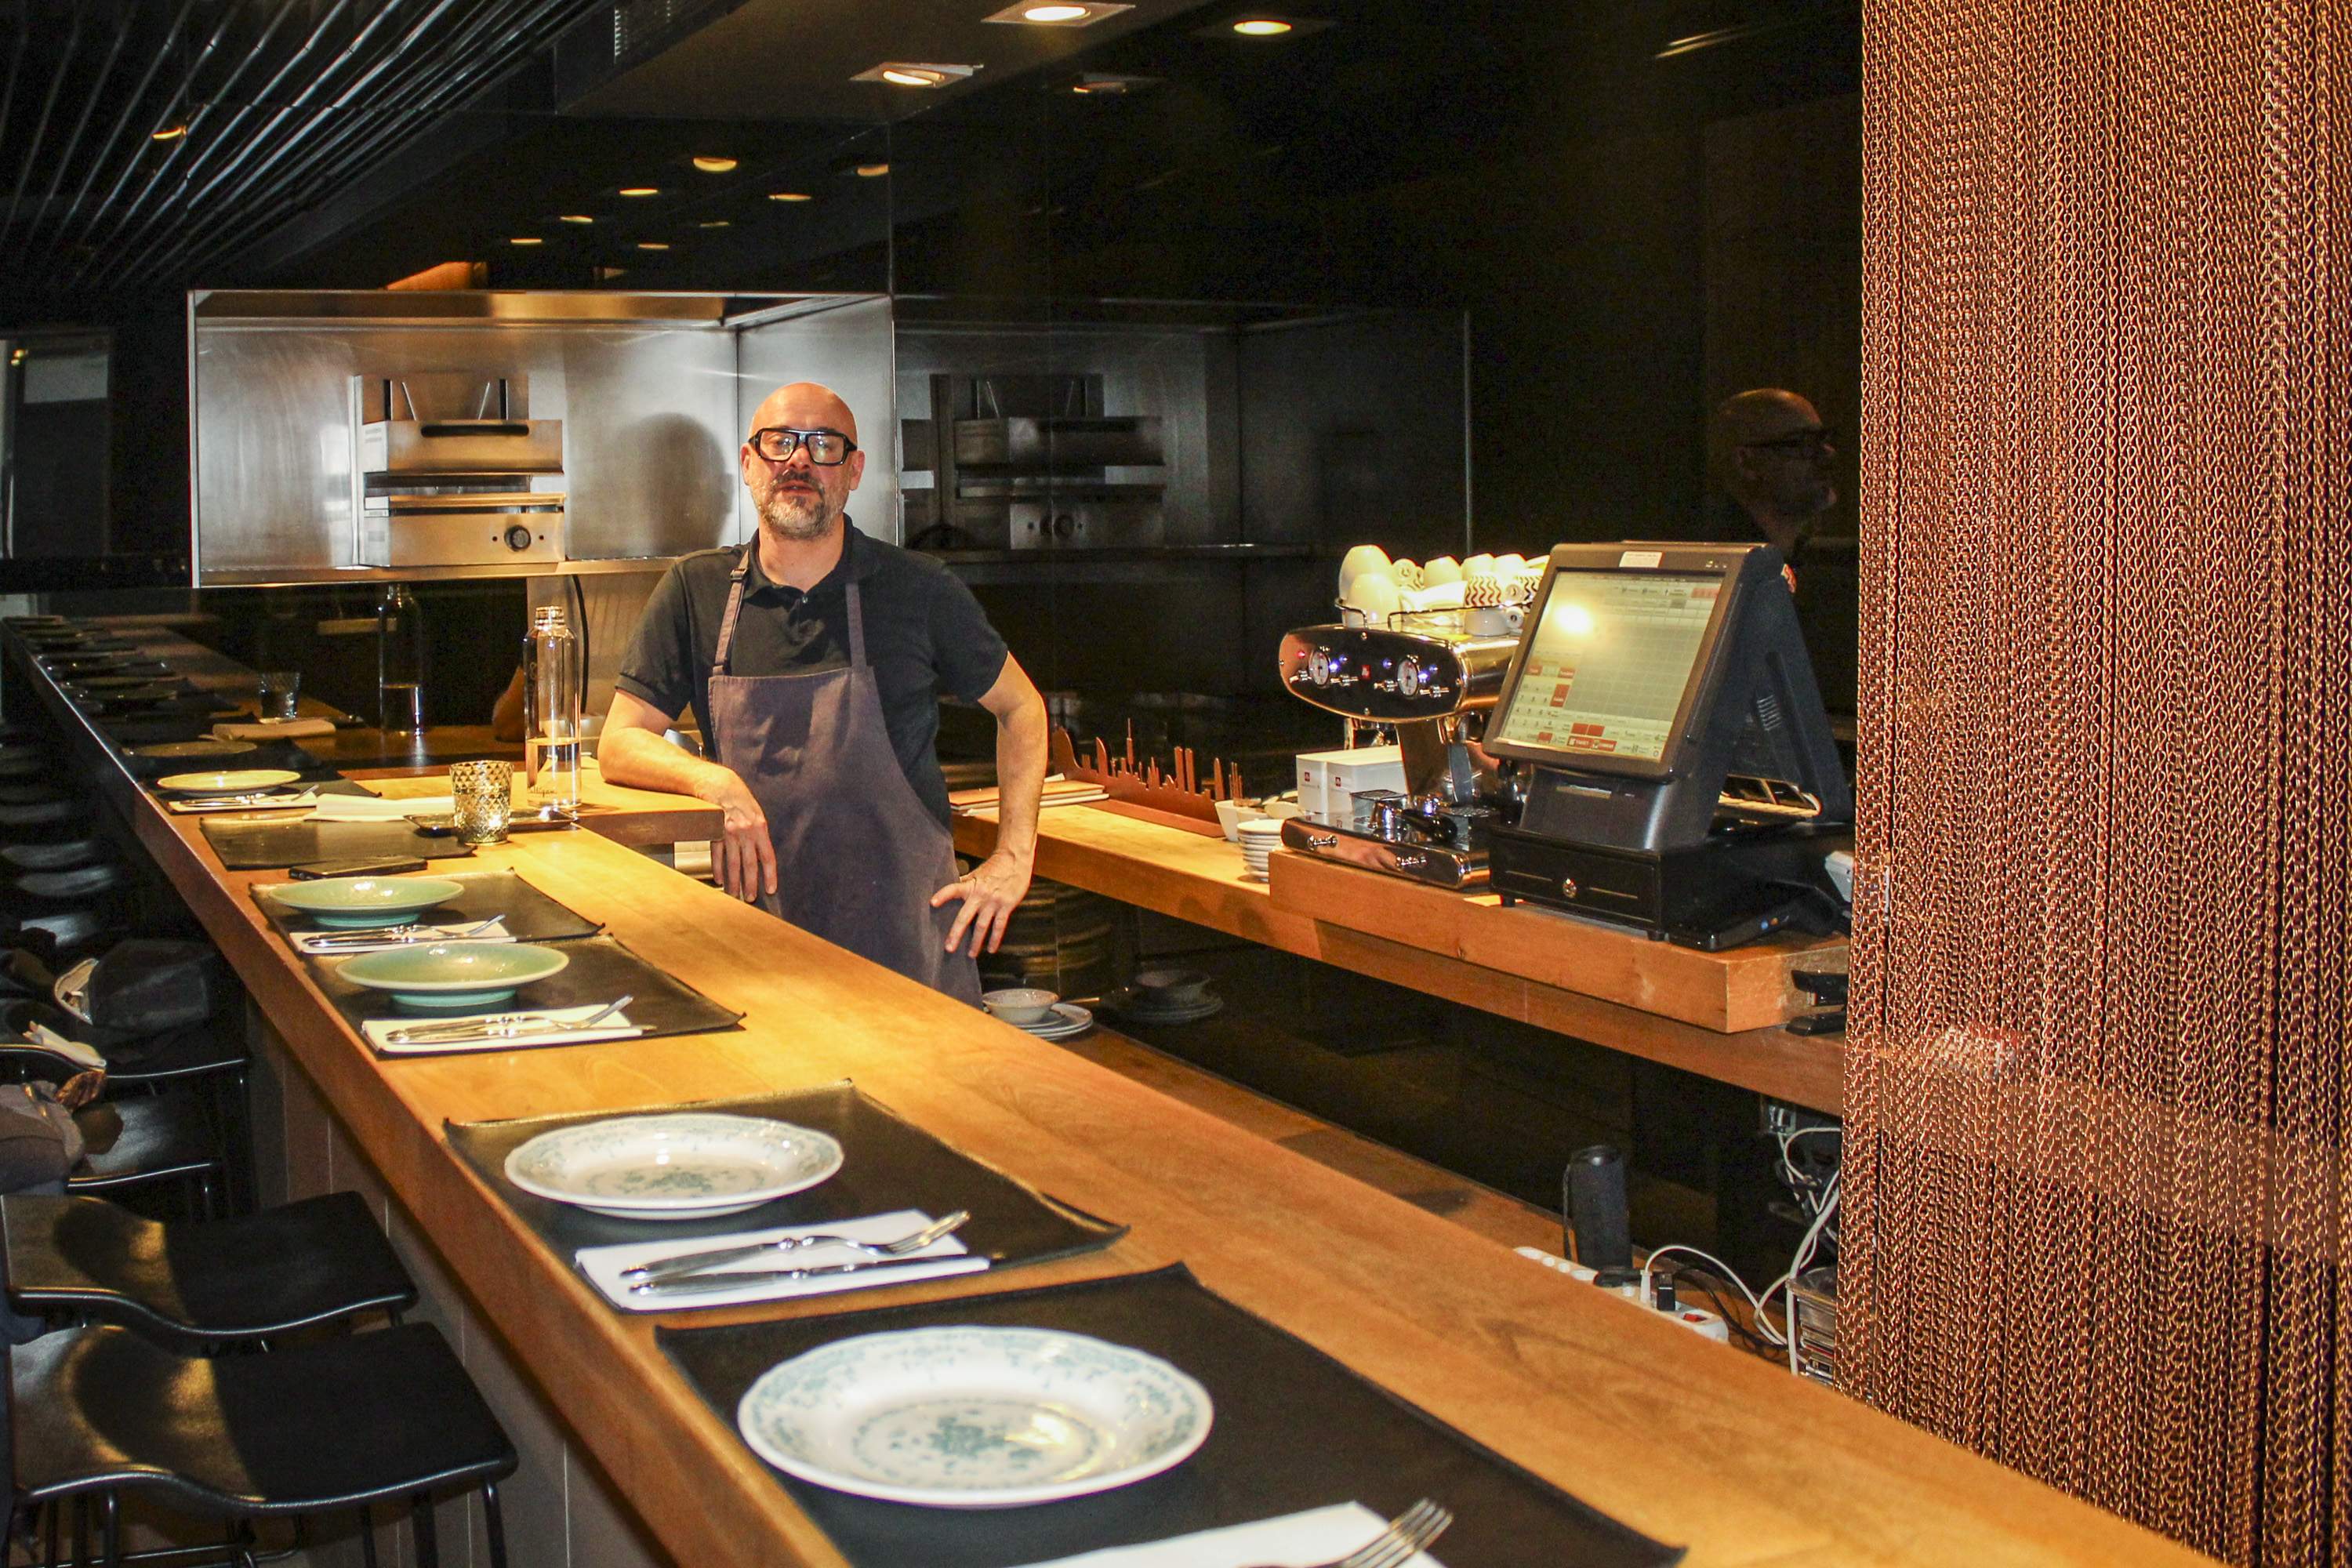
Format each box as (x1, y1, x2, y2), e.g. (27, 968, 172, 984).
(78, 940, 230, 1037)
(0, 1081, 86, 1342)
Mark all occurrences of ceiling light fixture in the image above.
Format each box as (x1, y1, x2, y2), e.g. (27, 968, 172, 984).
(509, 237, 543, 245)
(853, 61, 980, 88)
(699, 220, 731, 228)
(1232, 17, 1292, 34)
(768, 191, 814, 201)
(151, 123, 188, 142)
(637, 241, 671, 250)
(855, 162, 891, 177)
(983, 1, 1133, 22)
(691, 155, 738, 172)
(619, 186, 659, 197)
(559, 214, 594, 224)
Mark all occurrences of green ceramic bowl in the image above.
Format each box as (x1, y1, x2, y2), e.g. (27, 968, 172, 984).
(335, 942, 570, 1010)
(268, 875, 467, 929)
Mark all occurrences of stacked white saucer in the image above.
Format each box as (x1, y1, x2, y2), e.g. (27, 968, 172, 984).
(1237, 819, 1282, 881)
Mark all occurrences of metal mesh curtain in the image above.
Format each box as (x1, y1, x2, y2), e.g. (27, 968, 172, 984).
(1846, 0, 2351, 1558)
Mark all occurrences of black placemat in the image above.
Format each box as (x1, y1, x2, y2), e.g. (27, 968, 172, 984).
(201, 815, 478, 868)
(657, 1264, 1684, 1568)
(125, 742, 357, 785)
(447, 1082, 1124, 1280)
(314, 933, 740, 1040)
(252, 869, 601, 944)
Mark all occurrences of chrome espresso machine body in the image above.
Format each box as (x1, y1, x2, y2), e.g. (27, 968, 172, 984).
(1276, 619, 1524, 888)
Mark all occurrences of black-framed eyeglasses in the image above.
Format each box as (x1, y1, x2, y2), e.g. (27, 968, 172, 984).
(1741, 426, 1835, 457)
(749, 427, 858, 465)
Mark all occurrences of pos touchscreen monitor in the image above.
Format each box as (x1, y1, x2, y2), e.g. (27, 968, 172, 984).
(1484, 542, 1849, 854)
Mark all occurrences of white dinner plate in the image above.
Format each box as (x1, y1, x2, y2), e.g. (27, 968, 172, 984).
(155, 768, 304, 795)
(1017, 1002, 1094, 1040)
(736, 1326, 1213, 1507)
(503, 1113, 844, 1220)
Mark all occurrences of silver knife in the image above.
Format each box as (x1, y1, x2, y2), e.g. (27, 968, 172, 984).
(628, 1254, 976, 1297)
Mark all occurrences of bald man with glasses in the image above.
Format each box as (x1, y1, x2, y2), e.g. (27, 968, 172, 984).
(1706, 388, 1839, 592)
(601, 381, 1047, 1005)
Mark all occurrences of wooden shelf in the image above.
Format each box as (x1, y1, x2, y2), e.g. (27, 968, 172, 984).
(957, 805, 1848, 1113)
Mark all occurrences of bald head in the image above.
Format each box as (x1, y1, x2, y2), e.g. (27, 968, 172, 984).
(746, 381, 859, 447)
(1708, 387, 1835, 547)
(740, 381, 866, 544)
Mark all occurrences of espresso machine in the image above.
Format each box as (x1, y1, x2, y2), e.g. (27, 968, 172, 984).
(1274, 620, 1523, 888)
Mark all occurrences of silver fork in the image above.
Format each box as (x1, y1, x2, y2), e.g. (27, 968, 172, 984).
(621, 1210, 972, 1285)
(1240, 1501, 1453, 1568)
(303, 916, 502, 949)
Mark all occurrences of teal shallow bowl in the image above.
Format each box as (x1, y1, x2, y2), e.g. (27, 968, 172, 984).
(269, 876, 466, 929)
(336, 942, 569, 1010)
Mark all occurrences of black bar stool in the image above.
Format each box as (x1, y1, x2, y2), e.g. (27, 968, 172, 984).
(2, 1192, 414, 1350)
(10, 1320, 517, 1568)
(2, 841, 109, 876)
(0, 1042, 229, 1220)
(0, 797, 91, 842)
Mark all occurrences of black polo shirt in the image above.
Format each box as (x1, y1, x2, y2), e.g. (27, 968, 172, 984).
(614, 524, 1009, 826)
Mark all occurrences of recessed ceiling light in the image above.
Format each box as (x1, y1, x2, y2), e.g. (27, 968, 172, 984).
(983, 1, 1132, 22)
(151, 123, 188, 142)
(769, 191, 814, 201)
(509, 237, 543, 245)
(618, 187, 659, 197)
(691, 155, 738, 172)
(853, 61, 980, 88)
(855, 162, 891, 178)
(699, 220, 731, 228)
(637, 241, 671, 251)
(559, 214, 593, 223)
(1232, 17, 1292, 34)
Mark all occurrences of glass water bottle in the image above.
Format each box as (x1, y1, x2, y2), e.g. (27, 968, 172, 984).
(524, 604, 582, 815)
(376, 584, 426, 733)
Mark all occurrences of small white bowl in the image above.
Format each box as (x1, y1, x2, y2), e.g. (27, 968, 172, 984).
(1214, 799, 1269, 842)
(982, 987, 1059, 1025)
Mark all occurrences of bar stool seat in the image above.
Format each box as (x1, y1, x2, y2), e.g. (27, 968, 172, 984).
(0, 779, 67, 805)
(0, 750, 51, 781)
(0, 797, 89, 835)
(67, 1094, 228, 1215)
(11, 1320, 515, 1566)
(2, 1192, 413, 1348)
(2, 840, 107, 874)
(11, 862, 132, 906)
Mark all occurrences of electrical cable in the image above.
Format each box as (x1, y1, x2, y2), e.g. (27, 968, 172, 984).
(566, 573, 589, 714)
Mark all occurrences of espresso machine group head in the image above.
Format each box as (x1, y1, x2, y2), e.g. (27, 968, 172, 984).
(1275, 622, 1523, 887)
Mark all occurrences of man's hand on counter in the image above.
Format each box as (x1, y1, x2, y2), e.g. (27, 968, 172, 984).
(931, 848, 1034, 956)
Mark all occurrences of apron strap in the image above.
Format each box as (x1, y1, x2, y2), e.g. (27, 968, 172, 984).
(714, 544, 754, 674)
(846, 575, 869, 673)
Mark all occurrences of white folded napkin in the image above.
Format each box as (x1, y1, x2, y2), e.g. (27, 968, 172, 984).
(291, 917, 514, 956)
(363, 1003, 647, 1056)
(575, 1207, 988, 1313)
(1011, 1504, 1449, 1568)
(165, 789, 321, 815)
(307, 793, 444, 822)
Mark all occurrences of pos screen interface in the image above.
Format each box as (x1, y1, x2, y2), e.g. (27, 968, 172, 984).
(1487, 564, 1730, 775)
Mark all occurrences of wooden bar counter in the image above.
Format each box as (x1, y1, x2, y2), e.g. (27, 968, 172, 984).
(8, 630, 2206, 1567)
(956, 805, 1848, 1115)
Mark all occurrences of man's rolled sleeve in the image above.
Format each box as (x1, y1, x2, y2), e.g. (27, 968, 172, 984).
(613, 561, 698, 720)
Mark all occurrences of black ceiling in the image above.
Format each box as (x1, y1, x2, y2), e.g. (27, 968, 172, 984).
(0, 0, 1860, 320)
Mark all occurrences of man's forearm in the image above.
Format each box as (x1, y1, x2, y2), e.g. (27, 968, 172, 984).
(600, 725, 745, 804)
(989, 698, 1049, 866)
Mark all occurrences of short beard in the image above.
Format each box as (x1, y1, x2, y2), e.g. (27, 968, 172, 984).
(759, 485, 836, 541)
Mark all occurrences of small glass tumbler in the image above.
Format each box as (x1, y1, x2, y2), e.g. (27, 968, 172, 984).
(449, 760, 514, 846)
(259, 670, 302, 721)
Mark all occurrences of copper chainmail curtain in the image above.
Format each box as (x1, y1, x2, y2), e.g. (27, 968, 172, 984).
(1846, 0, 2350, 1558)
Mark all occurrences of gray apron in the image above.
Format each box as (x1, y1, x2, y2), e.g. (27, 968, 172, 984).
(706, 546, 982, 1004)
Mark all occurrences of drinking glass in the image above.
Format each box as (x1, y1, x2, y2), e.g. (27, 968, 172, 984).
(259, 670, 302, 721)
(450, 760, 514, 846)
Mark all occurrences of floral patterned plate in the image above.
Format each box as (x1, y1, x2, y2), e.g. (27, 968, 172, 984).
(503, 1113, 844, 1220)
(736, 1327, 1213, 1507)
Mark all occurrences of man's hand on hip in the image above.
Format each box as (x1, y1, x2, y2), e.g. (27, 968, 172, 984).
(703, 768, 777, 903)
(930, 850, 1033, 957)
